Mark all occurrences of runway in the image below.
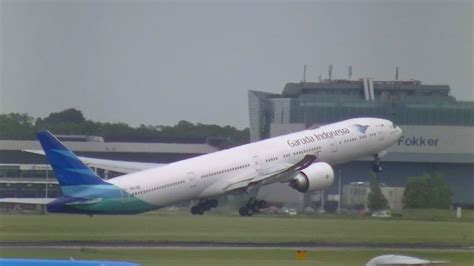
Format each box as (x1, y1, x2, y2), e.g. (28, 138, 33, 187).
(0, 241, 471, 251)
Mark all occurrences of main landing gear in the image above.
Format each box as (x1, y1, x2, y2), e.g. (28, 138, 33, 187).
(239, 198, 267, 217)
(190, 199, 218, 215)
(372, 154, 383, 173)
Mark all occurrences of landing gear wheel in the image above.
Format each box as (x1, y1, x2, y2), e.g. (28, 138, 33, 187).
(239, 197, 264, 216)
(239, 207, 249, 217)
(197, 207, 204, 215)
(372, 163, 383, 173)
(372, 154, 383, 173)
(247, 208, 254, 217)
(258, 200, 267, 209)
(250, 203, 260, 213)
(190, 199, 219, 215)
(377, 165, 383, 172)
(209, 199, 218, 208)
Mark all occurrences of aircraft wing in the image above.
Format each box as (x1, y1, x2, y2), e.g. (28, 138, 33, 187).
(23, 150, 163, 173)
(0, 198, 55, 205)
(223, 155, 317, 192)
(74, 157, 162, 174)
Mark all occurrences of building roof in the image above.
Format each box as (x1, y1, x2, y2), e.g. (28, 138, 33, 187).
(0, 140, 219, 154)
(282, 80, 453, 101)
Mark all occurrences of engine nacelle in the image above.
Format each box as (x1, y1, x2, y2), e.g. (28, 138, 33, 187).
(290, 162, 334, 193)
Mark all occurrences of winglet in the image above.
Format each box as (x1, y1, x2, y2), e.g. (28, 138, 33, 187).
(36, 131, 108, 188)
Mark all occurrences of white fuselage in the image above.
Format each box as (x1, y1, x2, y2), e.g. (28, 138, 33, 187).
(108, 118, 402, 207)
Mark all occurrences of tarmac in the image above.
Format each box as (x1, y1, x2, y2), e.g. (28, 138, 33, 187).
(0, 241, 472, 251)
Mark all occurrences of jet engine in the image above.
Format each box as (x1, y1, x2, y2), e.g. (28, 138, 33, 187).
(289, 162, 334, 193)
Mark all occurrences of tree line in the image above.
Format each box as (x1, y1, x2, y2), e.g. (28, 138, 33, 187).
(0, 108, 249, 147)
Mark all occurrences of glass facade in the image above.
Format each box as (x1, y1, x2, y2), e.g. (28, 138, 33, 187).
(249, 80, 474, 141)
(289, 100, 474, 126)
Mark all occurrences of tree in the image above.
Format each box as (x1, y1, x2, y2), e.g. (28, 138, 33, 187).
(0, 113, 35, 139)
(402, 175, 431, 208)
(367, 174, 388, 211)
(42, 108, 85, 124)
(403, 173, 452, 209)
(429, 173, 452, 209)
(1, 108, 250, 145)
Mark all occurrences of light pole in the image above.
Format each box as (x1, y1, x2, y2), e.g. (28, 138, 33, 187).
(45, 169, 48, 198)
(320, 189, 325, 211)
(337, 169, 342, 215)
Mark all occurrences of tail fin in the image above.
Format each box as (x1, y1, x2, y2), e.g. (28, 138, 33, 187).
(36, 131, 108, 188)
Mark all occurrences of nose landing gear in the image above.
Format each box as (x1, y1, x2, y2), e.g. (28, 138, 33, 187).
(239, 198, 267, 217)
(190, 199, 218, 215)
(372, 154, 383, 173)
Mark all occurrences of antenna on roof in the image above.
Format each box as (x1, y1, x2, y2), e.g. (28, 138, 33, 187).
(395, 66, 399, 80)
(348, 65, 352, 80)
(328, 64, 333, 82)
(302, 64, 307, 83)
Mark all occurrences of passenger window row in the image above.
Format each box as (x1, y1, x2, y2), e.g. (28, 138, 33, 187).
(201, 164, 251, 179)
(265, 157, 278, 162)
(344, 138, 357, 143)
(293, 146, 321, 156)
(132, 180, 185, 196)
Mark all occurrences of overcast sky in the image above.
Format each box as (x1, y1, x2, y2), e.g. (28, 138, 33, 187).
(1, 0, 472, 129)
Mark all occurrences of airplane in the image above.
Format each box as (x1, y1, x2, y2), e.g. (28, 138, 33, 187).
(0, 117, 402, 216)
(366, 255, 448, 265)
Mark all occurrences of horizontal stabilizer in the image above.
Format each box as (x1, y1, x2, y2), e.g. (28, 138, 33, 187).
(65, 198, 102, 205)
(0, 198, 55, 205)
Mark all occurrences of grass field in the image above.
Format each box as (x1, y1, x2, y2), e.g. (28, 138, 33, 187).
(397, 208, 474, 223)
(1, 211, 473, 265)
(1, 211, 473, 245)
(1, 248, 473, 266)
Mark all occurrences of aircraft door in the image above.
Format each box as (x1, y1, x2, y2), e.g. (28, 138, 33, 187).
(252, 155, 264, 174)
(330, 140, 338, 153)
(187, 172, 198, 189)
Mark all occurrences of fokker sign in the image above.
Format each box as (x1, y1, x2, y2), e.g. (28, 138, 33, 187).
(397, 136, 439, 147)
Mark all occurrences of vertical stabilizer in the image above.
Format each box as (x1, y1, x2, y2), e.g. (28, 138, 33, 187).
(36, 131, 109, 190)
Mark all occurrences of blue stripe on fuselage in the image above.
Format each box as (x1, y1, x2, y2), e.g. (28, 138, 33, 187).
(61, 184, 123, 198)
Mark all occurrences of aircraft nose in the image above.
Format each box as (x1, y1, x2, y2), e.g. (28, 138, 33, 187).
(396, 126, 403, 138)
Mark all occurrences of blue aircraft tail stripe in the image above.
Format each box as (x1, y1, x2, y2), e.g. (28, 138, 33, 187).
(51, 149, 79, 159)
(61, 185, 123, 198)
(65, 168, 100, 176)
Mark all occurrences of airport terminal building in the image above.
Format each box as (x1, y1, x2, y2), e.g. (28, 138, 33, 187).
(249, 78, 474, 207)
